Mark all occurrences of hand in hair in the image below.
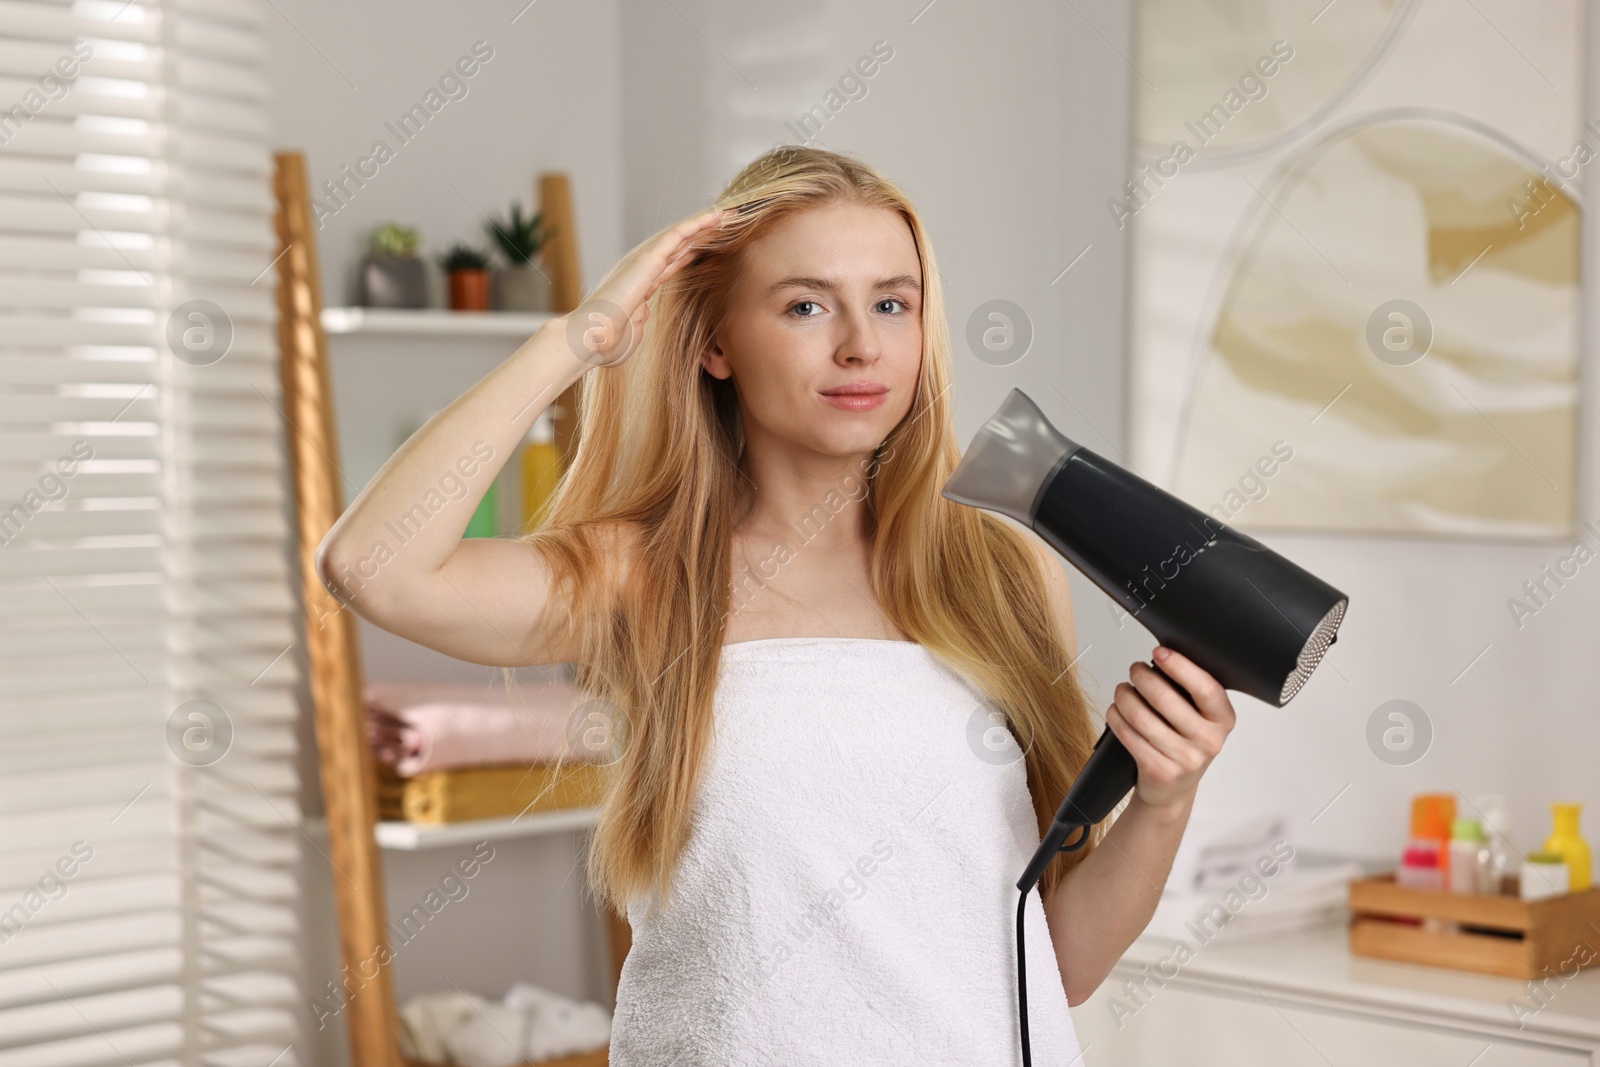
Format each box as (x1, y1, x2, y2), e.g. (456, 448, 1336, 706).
(568, 207, 726, 368)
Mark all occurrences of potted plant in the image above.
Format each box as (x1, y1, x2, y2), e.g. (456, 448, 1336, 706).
(361, 223, 426, 308)
(486, 202, 555, 312)
(438, 244, 491, 312)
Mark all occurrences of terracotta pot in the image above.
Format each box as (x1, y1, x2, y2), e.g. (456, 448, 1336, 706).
(448, 268, 490, 311)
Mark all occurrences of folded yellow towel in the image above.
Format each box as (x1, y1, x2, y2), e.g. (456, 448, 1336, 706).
(375, 761, 603, 824)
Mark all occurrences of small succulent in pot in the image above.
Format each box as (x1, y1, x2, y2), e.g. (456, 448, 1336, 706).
(361, 223, 426, 308)
(487, 202, 556, 312)
(438, 243, 491, 312)
(371, 223, 420, 258)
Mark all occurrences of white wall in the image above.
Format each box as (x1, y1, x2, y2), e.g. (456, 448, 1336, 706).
(264, 0, 625, 311)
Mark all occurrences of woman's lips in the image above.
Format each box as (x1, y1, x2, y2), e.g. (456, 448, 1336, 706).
(820, 390, 887, 411)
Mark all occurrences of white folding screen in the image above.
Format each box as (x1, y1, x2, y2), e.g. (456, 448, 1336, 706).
(0, 1, 306, 1065)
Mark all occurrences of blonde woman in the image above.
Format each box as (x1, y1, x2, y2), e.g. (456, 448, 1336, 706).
(318, 145, 1237, 1065)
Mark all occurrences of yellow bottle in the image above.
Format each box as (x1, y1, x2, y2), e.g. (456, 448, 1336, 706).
(1543, 802, 1592, 891)
(520, 408, 561, 532)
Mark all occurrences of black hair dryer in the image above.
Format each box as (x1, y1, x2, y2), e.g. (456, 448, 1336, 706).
(941, 388, 1349, 891)
(941, 389, 1349, 1066)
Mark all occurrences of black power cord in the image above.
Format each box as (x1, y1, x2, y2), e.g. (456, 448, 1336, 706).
(1016, 822, 1091, 1067)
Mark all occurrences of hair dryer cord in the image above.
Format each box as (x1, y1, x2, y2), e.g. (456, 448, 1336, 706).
(1016, 822, 1090, 1067)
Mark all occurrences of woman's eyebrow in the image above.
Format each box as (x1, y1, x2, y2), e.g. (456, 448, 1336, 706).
(767, 274, 922, 295)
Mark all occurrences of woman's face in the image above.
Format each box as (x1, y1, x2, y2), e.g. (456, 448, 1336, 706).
(702, 200, 923, 463)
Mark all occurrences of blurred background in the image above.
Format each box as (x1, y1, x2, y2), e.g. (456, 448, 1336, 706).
(3, 1, 1599, 1065)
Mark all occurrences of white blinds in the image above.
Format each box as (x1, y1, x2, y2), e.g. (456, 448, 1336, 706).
(0, 1, 306, 1066)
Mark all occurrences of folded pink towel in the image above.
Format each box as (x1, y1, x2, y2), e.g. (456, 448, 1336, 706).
(364, 679, 588, 775)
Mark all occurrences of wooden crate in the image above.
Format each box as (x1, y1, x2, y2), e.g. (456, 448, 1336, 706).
(404, 1049, 605, 1067)
(1348, 873, 1600, 979)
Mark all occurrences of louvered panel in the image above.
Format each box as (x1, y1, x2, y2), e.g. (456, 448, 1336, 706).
(0, 2, 305, 1064)
(3, 278, 160, 309)
(0, 491, 160, 517)
(0, 164, 161, 199)
(0, 391, 161, 418)
(0, 948, 180, 1012)
(0, 985, 182, 1051)
(0, 192, 160, 234)
(0, 543, 163, 578)
(174, 59, 267, 104)
(167, 132, 268, 173)
(0, 38, 92, 70)
(0, 634, 162, 671)
(0, 319, 162, 347)
(0, 123, 169, 160)
(0, 1023, 183, 1067)
(0, 236, 160, 272)
(0, 2, 163, 41)
(0, 580, 163, 617)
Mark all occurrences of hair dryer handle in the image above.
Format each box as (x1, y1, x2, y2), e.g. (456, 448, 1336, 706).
(1015, 726, 1138, 893)
(1060, 724, 1137, 826)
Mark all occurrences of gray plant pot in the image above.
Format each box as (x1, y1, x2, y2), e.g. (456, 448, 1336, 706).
(361, 255, 427, 308)
(493, 262, 550, 313)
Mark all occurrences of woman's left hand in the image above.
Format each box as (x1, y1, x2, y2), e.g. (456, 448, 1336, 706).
(1105, 646, 1237, 812)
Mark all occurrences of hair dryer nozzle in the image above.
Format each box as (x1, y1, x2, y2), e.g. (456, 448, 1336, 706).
(943, 387, 1348, 710)
(940, 389, 1080, 526)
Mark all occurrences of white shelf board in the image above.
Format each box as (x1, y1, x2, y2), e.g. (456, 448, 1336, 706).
(321, 306, 555, 337)
(373, 806, 600, 851)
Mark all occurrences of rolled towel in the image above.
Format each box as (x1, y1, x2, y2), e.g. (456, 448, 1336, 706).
(441, 984, 612, 1067)
(395, 989, 493, 1064)
(364, 679, 588, 775)
(504, 982, 612, 1060)
(442, 1002, 531, 1067)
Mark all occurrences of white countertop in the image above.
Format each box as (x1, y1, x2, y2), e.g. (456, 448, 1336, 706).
(1111, 923, 1600, 1043)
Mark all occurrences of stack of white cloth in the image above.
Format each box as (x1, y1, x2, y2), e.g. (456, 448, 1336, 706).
(1143, 809, 1364, 945)
(396, 982, 611, 1067)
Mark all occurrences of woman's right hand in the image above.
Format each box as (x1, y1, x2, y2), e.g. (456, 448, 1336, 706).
(565, 207, 728, 368)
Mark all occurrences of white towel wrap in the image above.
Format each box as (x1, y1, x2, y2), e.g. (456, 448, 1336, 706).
(608, 636, 1082, 1066)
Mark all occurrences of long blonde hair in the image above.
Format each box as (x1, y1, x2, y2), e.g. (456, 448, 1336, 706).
(510, 145, 1104, 915)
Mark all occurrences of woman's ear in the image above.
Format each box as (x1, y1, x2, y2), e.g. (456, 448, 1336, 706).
(700, 338, 731, 380)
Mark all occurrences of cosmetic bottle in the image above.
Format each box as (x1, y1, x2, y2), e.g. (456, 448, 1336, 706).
(464, 478, 498, 538)
(1542, 803, 1592, 891)
(1397, 842, 1443, 890)
(1521, 852, 1569, 901)
(1475, 794, 1517, 895)
(520, 407, 560, 531)
(1447, 819, 1490, 894)
(1409, 794, 1456, 886)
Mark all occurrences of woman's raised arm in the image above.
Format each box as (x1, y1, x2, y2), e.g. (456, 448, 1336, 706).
(314, 207, 726, 667)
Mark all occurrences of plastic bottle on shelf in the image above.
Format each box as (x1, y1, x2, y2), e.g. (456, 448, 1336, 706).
(520, 407, 561, 532)
(463, 478, 498, 538)
(1409, 793, 1455, 887)
(1475, 794, 1517, 895)
(1542, 802, 1592, 891)
(1447, 818, 1490, 894)
(1396, 842, 1444, 890)
(1521, 852, 1569, 901)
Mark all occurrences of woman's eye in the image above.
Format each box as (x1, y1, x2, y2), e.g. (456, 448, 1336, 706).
(790, 300, 820, 317)
(877, 298, 908, 314)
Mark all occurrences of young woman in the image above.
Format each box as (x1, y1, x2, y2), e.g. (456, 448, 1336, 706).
(318, 145, 1237, 1065)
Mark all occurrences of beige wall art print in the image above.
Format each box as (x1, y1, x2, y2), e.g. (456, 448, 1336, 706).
(1125, 0, 1582, 539)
